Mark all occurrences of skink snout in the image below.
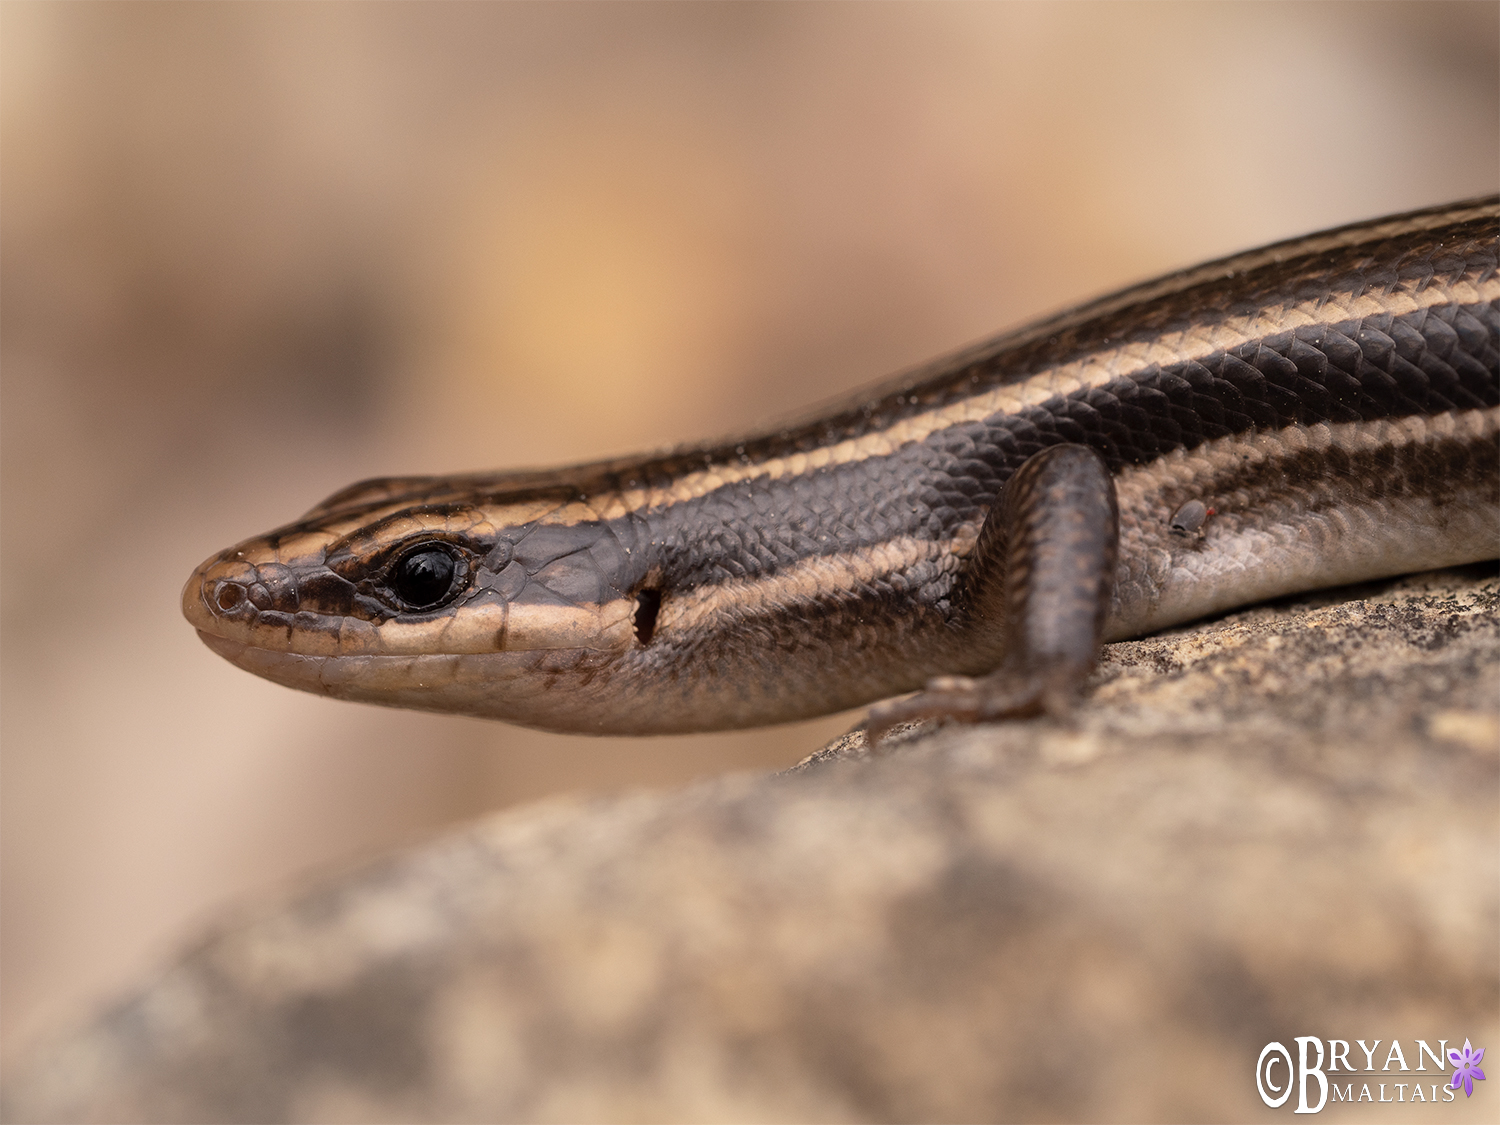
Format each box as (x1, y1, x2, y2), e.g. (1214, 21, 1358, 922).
(183, 552, 303, 636)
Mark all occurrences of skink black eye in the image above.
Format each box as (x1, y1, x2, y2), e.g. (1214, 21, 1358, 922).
(391, 545, 459, 610)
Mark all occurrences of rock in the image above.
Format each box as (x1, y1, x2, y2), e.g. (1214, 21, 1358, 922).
(5, 565, 1497, 1122)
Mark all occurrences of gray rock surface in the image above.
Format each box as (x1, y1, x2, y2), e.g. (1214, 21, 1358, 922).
(5, 566, 1497, 1123)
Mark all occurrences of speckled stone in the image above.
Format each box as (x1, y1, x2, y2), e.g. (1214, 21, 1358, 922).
(5, 565, 1497, 1123)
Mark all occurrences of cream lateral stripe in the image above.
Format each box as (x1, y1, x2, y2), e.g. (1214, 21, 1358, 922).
(659, 411, 1500, 642)
(1068, 201, 1497, 324)
(906, 203, 1500, 390)
(657, 533, 975, 636)
(758, 203, 1500, 443)
(293, 203, 1496, 533)
(1103, 406, 1500, 641)
(330, 268, 1496, 534)
(594, 276, 1499, 517)
(230, 595, 639, 655)
(1112, 406, 1500, 508)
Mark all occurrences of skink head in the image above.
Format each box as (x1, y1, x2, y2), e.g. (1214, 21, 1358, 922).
(183, 474, 655, 730)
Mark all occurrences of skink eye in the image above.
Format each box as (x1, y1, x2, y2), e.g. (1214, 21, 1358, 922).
(390, 545, 460, 610)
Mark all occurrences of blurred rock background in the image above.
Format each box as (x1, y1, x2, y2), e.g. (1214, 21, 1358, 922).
(2, 0, 1496, 1068)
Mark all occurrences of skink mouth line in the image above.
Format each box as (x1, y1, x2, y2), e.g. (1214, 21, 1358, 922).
(190, 584, 644, 658)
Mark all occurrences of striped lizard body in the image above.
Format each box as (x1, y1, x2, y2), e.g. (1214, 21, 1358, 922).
(184, 198, 1499, 734)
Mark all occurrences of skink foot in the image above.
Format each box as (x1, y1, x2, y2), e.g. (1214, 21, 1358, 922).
(865, 658, 1086, 746)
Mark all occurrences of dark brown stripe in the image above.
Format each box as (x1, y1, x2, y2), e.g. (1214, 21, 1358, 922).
(1158, 421, 1500, 523)
(288, 200, 1500, 528)
(642, 298, 1497, 587)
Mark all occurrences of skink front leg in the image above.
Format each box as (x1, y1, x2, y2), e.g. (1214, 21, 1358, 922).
(868, 444, 1119, 741)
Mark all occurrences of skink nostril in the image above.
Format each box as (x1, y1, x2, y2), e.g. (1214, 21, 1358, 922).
(214, 582, 247, 612)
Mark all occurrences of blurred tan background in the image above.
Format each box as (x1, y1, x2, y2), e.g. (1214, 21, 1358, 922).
(2, 1, 1495, 1067)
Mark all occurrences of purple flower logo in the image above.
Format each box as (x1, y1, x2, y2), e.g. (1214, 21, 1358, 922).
(1449, 1039, 1486, 1097)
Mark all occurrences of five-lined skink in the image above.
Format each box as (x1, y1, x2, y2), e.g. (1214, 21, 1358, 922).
(183, 198, 1500, 734)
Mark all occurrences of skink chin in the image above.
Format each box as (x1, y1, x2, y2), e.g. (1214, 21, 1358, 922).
(184, 198, 1500, 735)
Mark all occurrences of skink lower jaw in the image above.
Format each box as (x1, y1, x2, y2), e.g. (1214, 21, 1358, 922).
(192, 632, 817, 733)
(196, 631, 286, 673)
(195, 630, 243, 658)
(194, 631, 342, 699)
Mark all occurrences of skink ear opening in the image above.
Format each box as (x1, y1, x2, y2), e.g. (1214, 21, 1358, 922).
(633, 587, 663, 646)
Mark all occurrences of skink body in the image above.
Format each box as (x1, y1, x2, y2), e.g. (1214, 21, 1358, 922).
(184, 199, 1500, 733)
